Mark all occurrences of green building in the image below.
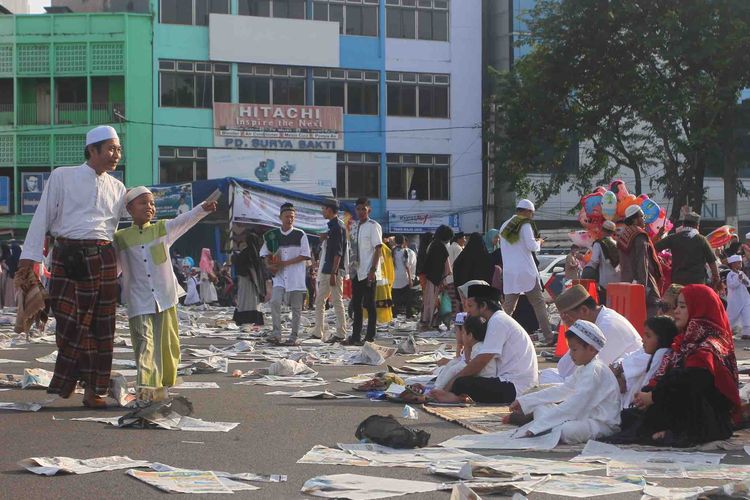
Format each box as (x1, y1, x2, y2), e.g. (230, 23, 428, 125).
(0, 11, 153, 231)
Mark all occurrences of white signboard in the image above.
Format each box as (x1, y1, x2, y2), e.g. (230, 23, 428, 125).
(232, 184, 328, 234)
(208, 149, 336, 197)
(388, 212, 460, 234)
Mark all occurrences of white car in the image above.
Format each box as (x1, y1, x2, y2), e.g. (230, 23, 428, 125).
(537, 254, 567, 286)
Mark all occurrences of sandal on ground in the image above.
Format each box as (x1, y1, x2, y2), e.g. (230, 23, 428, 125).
(354, 379, 387, 392)
(83, 396, 108, 409)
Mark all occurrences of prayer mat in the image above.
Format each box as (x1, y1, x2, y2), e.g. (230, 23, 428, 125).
(422, 404, 514, 434)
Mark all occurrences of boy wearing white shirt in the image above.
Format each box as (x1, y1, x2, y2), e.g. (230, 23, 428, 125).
(726, 254, 750, 338)
(260, 203, 311, 345)
(507, 320, 621, 444)
(113, 186, 217, 403)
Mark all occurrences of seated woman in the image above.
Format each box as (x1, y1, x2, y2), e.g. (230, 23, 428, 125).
(610, 284, 740, 447)
(611, 316, 679, 409)
(430, 315, 490, 402)
(504, 320, 621, 444)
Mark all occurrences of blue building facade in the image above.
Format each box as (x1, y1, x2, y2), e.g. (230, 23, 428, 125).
(150, 0, 483, 233)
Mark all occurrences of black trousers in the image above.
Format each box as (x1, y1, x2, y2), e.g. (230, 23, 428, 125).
(351, 277, 377, 341)
(392, 285, 415, 318)
(452, 376, 516, 404)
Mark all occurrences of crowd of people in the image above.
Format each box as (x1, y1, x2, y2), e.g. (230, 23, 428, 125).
(5, 125, 748, 448)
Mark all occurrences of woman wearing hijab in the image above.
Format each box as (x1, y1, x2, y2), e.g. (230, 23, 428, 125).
(420, 225, 455, 329)
(233, 232, 265, 325)
(483, 229, 500, 253)
(372, 239, 395, 324)
(199, 248, 219, 304)
(483, 229, 503, 291)
(453, 233, 493, 298)
(613, 284, 739, 447)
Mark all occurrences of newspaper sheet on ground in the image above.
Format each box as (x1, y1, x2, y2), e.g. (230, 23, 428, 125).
(20, 456, 151, 475)
(450, 483, 484, 500)
(0, 396, 57, 411)
(127, 469, 234, 494)
(640, 484, 712, 499)
(336, 444, 484, 469)
(439, 428, 562, 451)
(235, 375, 327, 387)
(172, 382, 221, 389)
(571, 440, 724, 465)
(288, 390, 359, 399)
(297, 446, 372, 467)
(21, 368, 53, 388)
(431, 456, 604, 480)
(478, 474, 644, 498)
(149, 463, 286, 484)
(300, 473, 444, 499)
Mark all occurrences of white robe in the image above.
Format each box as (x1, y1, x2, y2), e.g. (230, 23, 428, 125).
(499, 217, 541, 295)
(726, 270, 750, 331)
(448, 242, 464, 267)
(541, 306, 643, 383)
(517, 357, 620, 444)
(618, 347, 668, 409)
(200, 271, 218, 303)
(185, 276, 201, 305)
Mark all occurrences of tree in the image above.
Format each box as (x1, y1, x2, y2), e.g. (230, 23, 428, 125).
(490, 0, 750, 220)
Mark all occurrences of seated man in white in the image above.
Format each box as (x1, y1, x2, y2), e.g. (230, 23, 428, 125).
(505, 320, 621, 444)
(438, 283, 538, 404)
(541, 285, 642, 383)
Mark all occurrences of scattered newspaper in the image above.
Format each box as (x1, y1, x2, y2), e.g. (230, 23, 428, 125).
(127, 469, 234, 494)
(20, 456, 151, 475)
(301, 473, 444, 499)
(439, 428, 562, 451)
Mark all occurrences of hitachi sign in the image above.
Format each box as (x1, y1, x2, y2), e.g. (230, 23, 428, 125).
(238, 105, 321, 120)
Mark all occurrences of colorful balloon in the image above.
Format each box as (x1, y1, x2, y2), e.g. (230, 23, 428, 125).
(569, 230, 595, 248)
(616, 194, 638, 218)
(582, 192, 603, 216)
(601, 191, 617, 220)
(640, 197, 661, 224)
(610, 179, 630, 201)
(706, 225, 737, 249)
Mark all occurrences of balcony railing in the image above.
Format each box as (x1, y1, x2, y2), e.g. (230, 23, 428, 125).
(15, 102, 125, 126)
(17, 103, 50, 126)
(0, 104, 13, 126)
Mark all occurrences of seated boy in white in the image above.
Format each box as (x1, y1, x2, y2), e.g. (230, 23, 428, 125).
(505, 320, 621, 444)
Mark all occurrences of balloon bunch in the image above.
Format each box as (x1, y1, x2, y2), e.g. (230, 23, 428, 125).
(569, 179, 674, 248)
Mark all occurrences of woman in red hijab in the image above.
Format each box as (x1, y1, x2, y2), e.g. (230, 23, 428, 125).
(625, 284, 739, 446)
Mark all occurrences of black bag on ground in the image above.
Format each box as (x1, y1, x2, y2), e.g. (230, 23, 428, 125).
(355, 415, 430, 449)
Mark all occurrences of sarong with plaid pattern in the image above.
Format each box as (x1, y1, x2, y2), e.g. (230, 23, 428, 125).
(47, 240, 117, 397)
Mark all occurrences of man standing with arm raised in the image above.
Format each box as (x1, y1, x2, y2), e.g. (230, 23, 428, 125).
(16, 126, 126, 408)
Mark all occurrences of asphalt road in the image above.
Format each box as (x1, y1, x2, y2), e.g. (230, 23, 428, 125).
(1, 330, 749, 499)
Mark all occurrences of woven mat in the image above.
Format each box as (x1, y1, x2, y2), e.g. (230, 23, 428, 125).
(422, 404, 750, 453)
(421, 404, 515, 434)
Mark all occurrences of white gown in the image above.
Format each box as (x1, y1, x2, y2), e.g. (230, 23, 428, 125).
(517, 357, 621, 444)
(727, 270, 750, 335)
(184, 276, 201, 305)
(618, 347, 668, 409)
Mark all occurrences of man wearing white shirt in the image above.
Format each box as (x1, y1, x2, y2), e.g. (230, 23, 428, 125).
(392, 235, 417, 318)
(448, 283, 539, 403)
(544, 284, 643, 382)
(499, 199, 553, 344)
(448, 232, 465, 266)
(16, 125, 126, 408)
(344, 197, 382, 345)
(114, 186, 217, 403)
(260, 202, 311, 345)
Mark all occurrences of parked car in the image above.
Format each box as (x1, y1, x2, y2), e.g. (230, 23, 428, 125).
(537, 253, 567, 286)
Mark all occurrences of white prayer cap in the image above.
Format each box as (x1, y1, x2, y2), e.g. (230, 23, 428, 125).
(602, 220, 616, 232)
(745, 232, 750, 240)
(728, 255, 743, 264)
(126, 186, 152, 204)
(567, 320, 606, 351)
(624, 204, 643, 219)
(516, 199, 535, 212)
(454, 312, 467, 326)
(458, 279, 490, 299)
(86, 125, 119, 146)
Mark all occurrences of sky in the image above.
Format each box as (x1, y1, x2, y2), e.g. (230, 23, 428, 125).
(27, 0, 46, 13)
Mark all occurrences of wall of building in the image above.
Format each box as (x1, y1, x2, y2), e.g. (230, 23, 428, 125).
(0, 12, 153, 225)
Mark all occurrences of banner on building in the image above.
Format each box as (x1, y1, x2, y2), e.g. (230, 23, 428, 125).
(388, 212, 460, 234)
(208, 149, 336, 197)
(152, 183, 193, 218)
(213, 103, 343, 151)
(0, 177, 9, 214)
(21, 172, 50, 215)
(232, 184, 328, 234)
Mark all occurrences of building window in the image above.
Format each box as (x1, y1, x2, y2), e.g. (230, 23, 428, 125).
(238, 0, 306, 18)
(159, 147, 208, 184)
(386, 0, 448, 41)
(337, 152, 380, 199)
(160, 0, 230, 26)
(387, 153, 449, 200)
(386, 72, 449, 118)
(313, 68, 379, 115)
(313, 0, 379, 36)
(238, 65, 306, 105)
(159, 60, 231, 108)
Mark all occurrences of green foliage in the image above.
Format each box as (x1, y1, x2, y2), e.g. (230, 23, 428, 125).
(490, 0, 750, 218)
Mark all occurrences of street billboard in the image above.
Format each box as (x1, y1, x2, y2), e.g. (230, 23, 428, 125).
(388, 212, 461, 234)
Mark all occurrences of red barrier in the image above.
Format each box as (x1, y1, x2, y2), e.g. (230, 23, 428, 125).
(606, 282, 646, 335)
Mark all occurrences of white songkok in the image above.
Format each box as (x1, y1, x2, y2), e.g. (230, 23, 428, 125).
(728, 255, 743, 265)
(568, 320, 606, 351)
(86, 125, 119, 146)
(624, 204, 643, 219)
(126, 186, 152, 204)
(454, 312, 467, 326)
(457, 280, 490, 300)
(516, 199, 536, 212)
